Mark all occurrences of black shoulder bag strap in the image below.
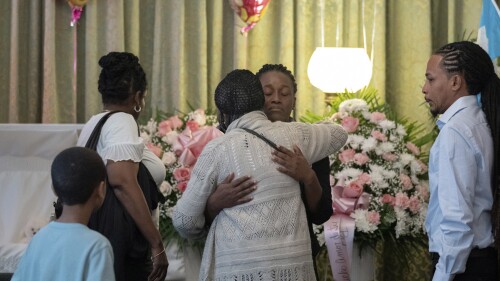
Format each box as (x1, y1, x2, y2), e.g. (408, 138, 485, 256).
(241, 127, 280, 151)
(85, 111, 120, 149)
(85, 111, 165, 206)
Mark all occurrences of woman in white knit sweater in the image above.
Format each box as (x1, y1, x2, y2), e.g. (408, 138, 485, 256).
(172, 69, 347, 281)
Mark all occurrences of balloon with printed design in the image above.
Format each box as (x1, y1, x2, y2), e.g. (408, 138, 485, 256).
(229, 0, 271, 35)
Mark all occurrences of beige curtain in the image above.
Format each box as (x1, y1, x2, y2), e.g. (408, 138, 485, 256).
(0, 0, 487, 126)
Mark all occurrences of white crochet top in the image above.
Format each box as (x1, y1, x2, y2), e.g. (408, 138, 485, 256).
(173, 111, 347, 281)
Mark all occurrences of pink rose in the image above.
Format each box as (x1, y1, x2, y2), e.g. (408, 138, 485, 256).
(406, 142, 420, 156)
(173, 126, 224, 167)
(399, 173, 413, 190)
(357, 173, 371, 185)
(342, 182, 363, 198)
(367, 211, 381, 225)
(354, 153, 370, 165)
(157, 120, 173, 137)
(186, 120, 199, 132)
(338, 149, 356, 163)
(146, 143, 163, 158)
(371, 130, 387, 142)
(408, 196, 421, 213)
(370, 112, 386, 123)
(176, 181, 188, 193)
(382, 153, 398, 162)
(394, 193, 410, 208)
(167, 115, 184, 130)
(173, 167, 191, 182)
(341, 116, 359, 133)
(381, 194, 395, 205)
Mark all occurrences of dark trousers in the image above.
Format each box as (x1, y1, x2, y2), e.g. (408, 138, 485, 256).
(430, 247, 498, 281)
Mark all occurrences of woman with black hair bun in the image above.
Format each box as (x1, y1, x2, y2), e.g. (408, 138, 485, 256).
(77, 52, 168, 281)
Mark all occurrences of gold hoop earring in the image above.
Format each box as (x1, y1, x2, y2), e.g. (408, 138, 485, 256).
(134, 105, 142, 113)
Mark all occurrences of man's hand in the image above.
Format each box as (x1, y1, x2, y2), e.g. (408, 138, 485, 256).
(272, 145, 316, 185)
(205, 173, 256, 222)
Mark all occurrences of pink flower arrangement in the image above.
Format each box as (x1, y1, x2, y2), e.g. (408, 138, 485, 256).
(304, 93, 431, 250)
(140, 109, 221, 244)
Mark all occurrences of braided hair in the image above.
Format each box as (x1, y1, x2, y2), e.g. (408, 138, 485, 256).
(256, 64, 298, 94)
(215, 69, 265, 132)
(435, 41, 500, 248)
(98, 52, 147, 105)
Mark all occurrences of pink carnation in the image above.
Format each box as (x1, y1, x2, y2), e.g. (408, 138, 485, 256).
(341, 116, 360, 133)
(370, 112, 386, 123)
(408, 196, 421, 213)
(381, 194, 395, 205)
(339, 149, 356, 163)
(367, 211, 381, 225)
(371, 130, 387, 142)
(354, 153, 370, 165)
(173, 167, 191, 182)
(406, 142, 420, 156)
(416, 159, 428, 173)
(399, 173, 413, 190)
(146, 143, 163, 158)
(416, 184, 430, 200)
(382, 153, 398, 162)
(357, 173, 371, 185)
(394, 193, 410, 208)
(176, 181, 188, 193)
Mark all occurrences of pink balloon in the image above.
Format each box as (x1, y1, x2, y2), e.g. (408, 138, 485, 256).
(229, 0, 271, 34)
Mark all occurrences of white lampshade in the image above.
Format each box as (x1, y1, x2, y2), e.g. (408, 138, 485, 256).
(307, 47, 373, 93)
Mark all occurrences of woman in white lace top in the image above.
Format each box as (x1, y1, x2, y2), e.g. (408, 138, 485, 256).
(172, 69, 347, 281)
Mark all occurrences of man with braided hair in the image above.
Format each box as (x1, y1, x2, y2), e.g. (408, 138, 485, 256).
(173, 69, 347, 280)
(423, 41, 500, 281)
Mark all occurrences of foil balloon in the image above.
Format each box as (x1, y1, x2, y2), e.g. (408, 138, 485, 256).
(229, 0, 271, 35)
(67, 0, 88, 26)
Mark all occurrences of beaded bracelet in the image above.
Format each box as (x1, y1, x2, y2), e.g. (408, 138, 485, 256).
(151, 248, 166, 261)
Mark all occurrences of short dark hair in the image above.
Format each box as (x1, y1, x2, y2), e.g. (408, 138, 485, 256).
(98, 52, 147, 105)
(256, 64, 297, 94)
(51, 147, 106, 205)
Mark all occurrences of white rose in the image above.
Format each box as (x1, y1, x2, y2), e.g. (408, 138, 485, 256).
(162, 151, 177, 166)
(189, 109, 206, 126)
(159, 181, 173, 196)
(163, 131, 179, 145)
(140, 132, 151, 143)
(146, 119, 157, 134)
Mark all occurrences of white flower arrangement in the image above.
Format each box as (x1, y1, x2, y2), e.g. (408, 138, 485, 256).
(301, 88, 434, 251)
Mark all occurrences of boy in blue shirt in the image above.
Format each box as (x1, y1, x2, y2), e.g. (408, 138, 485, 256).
(12, 147, 115, 281)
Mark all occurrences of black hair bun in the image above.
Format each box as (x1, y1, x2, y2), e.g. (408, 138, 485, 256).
(98, 52, 139, 76)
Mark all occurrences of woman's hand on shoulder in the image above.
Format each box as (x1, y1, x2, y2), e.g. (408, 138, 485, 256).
(272, 145, 316, 185)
